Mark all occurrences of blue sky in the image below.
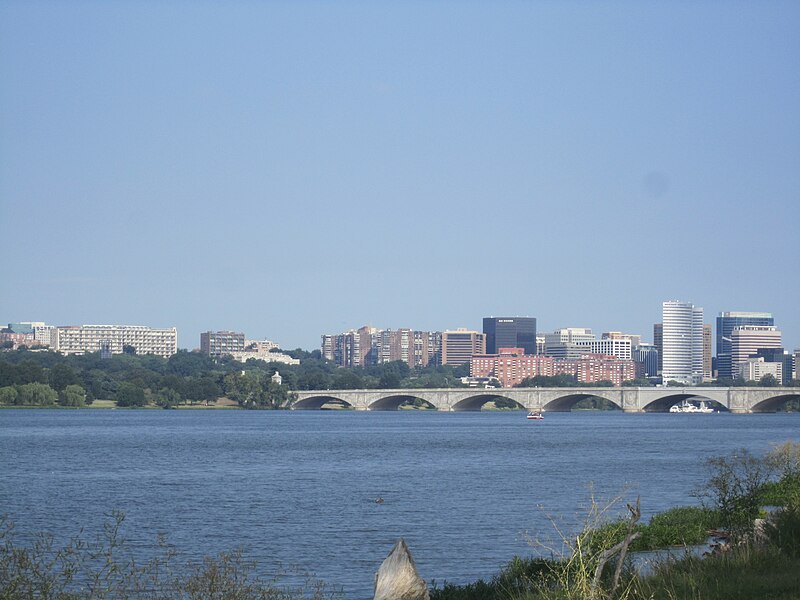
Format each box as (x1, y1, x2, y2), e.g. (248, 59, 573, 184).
(2, 1, 798, 351)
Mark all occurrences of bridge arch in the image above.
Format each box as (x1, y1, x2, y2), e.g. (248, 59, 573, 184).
(451, 393, 525, 412)
(291, 394, 353, 410)
(641, 393, 727, 413)
(749, 393, 800, 413)
(543, 393, 622, 412)
(368, 394, 435, 411)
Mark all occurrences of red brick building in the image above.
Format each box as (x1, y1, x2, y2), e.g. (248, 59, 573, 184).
(471, 348, 635, 387)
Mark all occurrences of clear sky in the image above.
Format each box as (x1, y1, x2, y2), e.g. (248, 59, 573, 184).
(1, 1, 799, 352)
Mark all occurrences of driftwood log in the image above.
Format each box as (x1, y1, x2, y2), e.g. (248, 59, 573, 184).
(374, 539, 430, 600)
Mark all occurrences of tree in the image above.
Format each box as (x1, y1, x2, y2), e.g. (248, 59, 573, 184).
(378, 372, 401, 389)
(167, 350, 215, 377)
(759, 373, 779, 387)
(17, 382, 58, 406)
(0, 386, 18, 405)
(116, 382, 147, 407)
(59, 384, 86, 407)
(49, 363, 80, 392)
(184, 376, 221, 405)
(696, 448, 773, 538)
(155, 388, 182, 409)
(17, 361, 46, 385)
(223, 371, 263, 406)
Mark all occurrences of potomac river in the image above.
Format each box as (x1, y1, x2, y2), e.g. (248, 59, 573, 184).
(1, 409, 798, 598)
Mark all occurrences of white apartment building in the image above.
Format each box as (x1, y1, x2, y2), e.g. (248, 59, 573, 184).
(228, 350, 300, 365)
(730, 326, 782, 377)
(661, 301, 705, 385)
(738, 357, 782, 383)
(55, 325, 178, 358)
(33, 325, 56, 348)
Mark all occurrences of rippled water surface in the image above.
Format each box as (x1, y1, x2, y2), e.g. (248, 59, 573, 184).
(2, 409, 798, 598)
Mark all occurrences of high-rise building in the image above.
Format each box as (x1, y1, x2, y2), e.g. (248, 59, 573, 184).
(441, 329, 485, 366)
(632, 343, 659, 378)
(536, 334, 546, 355)
(730, 325, 782, 379)
(716, 312, 774, 379)
(661, 301, 705, 385)
(482, 317, 537, 355)
(795, 349, 800, 381)
(200, 331, 246, 357)
(653, 323, 663, 372)
(703, 324, 713, 381)
(322, 326, 431, 368)
(55, 325, 177, 358)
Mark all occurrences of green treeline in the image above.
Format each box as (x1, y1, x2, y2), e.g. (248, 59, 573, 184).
(0, 349, 470, 409)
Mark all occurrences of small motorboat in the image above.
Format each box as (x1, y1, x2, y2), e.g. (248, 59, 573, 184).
(527, 411, 544, 420)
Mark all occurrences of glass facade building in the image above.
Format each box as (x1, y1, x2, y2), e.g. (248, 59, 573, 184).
(482, 317, 537, 355)
(716, 312, 774, 380)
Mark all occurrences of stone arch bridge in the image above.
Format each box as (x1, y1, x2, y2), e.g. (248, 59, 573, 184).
(290, 387, 800, 413)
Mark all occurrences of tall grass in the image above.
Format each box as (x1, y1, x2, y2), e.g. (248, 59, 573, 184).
(0, 512, 342, 600)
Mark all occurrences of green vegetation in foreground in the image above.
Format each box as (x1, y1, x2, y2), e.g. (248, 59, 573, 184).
(0, 511, 342, 600)
(431, 442, 800, 600)
(2, 444, 798, 600)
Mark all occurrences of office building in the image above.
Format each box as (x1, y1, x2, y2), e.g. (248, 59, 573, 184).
(55, 325, 177, 358)
(585, 338, 632, 360)
(482, 317, 537, 355)
(795, 349, 800, 381)
(703, 324, 713, 381)
(753, 348, 793, 385)
(730, 326, 782, 378)
(441, 329, 485, 366)
(536, 334, 546, 355)
(653, 323, 663, 372)
(661, 301, 705, 385)
(633, 343, 659, 378)
(602, 331, 642, 348)
(200, 331, 246, 357)
(544, 328, 595, 359)
(738, 357, 782, 383)
(716, 312, 774, 379)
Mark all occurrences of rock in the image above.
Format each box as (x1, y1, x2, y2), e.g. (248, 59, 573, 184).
(374, 539, 429, 600)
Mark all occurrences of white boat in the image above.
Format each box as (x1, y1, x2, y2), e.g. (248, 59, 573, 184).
(669, 400, 714, 414)
(527, 410, 544, 420)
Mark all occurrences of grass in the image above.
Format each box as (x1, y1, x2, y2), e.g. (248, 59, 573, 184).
(633, 545, 800, 600)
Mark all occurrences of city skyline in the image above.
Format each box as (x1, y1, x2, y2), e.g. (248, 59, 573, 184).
(1, 3, 798, 353)
(5, 300, 796, 356)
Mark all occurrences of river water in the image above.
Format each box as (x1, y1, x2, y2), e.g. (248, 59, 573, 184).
(1, 409, 798, 598)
